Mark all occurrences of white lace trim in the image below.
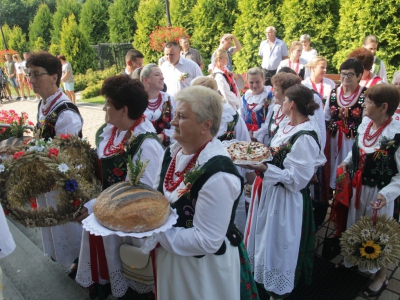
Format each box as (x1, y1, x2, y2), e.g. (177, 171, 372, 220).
(217, 103, 236, 137)
(169, 138, 230, 166)
(141, 233, 161, 254)
(244, 86, 272, 111)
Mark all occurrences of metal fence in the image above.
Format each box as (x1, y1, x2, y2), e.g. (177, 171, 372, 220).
(91, 43, 134, 73)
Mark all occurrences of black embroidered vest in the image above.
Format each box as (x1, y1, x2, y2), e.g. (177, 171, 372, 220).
(351, 133, 400, 189)
(36, 101, 83, 141)
(152, 96, 172, 147)
(157, 147, 244, 258)
(327, 87, 366, 139)
(95, 124, 161, 189)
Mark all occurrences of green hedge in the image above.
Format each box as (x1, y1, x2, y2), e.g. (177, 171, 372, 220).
(75, 66, 118, 98)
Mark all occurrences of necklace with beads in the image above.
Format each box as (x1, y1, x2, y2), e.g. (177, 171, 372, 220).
(103, 115, 145, 156)
(338, 85, 360, 107)
(148, 93, 163, 110)
(164, 141, 210, 192)
(42, 92, 62, 115)
(289, 60, 300, 74)
(282, 118, 310, 134)
(274, 106, 285, 125)
(362, 117, 392, 147)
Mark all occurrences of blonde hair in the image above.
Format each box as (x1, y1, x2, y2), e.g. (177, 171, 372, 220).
(12, 54, 21, 62)
(191, 76, 218, 91)
(214, 49, 228, 60)
(289, 41, 302, 52)
(305, 56, 327, 68)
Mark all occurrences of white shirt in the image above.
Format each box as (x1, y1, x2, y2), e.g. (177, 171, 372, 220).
(160, 57, 203, 100)
(371, 56, 387, 83)
(213, 66, 241, 109)
(259, 38, 288, 70)
(300, 48, 318, 62)
(0, 203, 16, 259)
(302, 77, 336, 105)
(277, 58, 308, 76)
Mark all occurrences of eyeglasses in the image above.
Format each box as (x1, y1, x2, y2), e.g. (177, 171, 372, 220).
(340, 72, 358, 79)
(27, 72, 49, 78)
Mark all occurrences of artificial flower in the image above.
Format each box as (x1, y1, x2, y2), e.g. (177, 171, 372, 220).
(45, 218, 58, 225)
(359, 240, 381, 259)
(380, 234, 389, 244)
(48, 148, 60, 158)
(113, 167, 124, 177)
(0, 164, 4, 172)
(58, 163, 69, 173)
(60, 133, 71, 139)
(73, 199, 81, 207)
(64, 179, 78, 192)
(361, 228, 370, 238)
(13, 151, 25, 160)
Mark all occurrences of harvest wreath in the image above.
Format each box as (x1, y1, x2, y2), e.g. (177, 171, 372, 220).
(0, 134, 101, 227)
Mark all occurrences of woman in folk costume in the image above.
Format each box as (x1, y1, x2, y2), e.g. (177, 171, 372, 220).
(147, 86, 258, 299)
(191, 76, 252, 232)
(339, 84, 400, 297)
(241, 67, 273, 139)
(75, 75, 164, 299)
(324, 58, 367, 194)
(277, 41, 308, 80)
(139, 63, 174, 146)
(243, 84, 326, 299)
(213, 49, 241, 109)
(27, 51, 83, 268)
(348, 48, 383, 89)
(0, 203, 16, 300)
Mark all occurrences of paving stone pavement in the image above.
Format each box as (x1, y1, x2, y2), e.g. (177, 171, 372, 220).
(0, 95, 104, 147)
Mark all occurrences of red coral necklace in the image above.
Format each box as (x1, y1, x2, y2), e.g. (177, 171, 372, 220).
(42, 92, 62, 115)
(338, 86, 360, 107)
(103, 115, 145, 156)
(274, 106, 285, 125)
(282, 118, 310, 134)
(164, 141, 210, 192)
(148, 93, 163, 110)
(362, 117, 392, 147)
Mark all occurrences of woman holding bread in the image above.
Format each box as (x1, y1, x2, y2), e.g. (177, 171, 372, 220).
(75, 75, 164, 299)
(149, 86, 258, 299)
(243, 84, 325, 299)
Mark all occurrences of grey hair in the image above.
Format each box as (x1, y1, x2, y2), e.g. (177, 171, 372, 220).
(140, 63, 158, 82)
(266, 26, 276, 33)
(392, 71, 400, 83)
(247, 67, 265, 79)
(174, 86, 222, 137)
(300, 34, 311, 42)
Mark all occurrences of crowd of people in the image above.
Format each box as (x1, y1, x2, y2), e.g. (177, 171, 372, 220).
(1, 26, 400, 300)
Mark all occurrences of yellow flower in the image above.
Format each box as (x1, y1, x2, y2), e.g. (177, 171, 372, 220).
(360, 240, 381, 259)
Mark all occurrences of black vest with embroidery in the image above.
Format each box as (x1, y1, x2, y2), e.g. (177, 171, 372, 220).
(36, 101, 83, 141)
(351, 133, 400, 189)
(95, 123, 161, 189)
(218, 111, 239, 141)
(151, 96, 172, 147)
(157, 148, 244, 258)
(327, 87, 366, 139)
(267, 130, 320, 187)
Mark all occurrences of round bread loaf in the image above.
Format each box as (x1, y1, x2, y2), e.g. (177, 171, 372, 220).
(93, 181, 170, 232)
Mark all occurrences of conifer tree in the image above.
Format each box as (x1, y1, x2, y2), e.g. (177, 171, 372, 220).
(108, 0, 140, 43)
(8, 26, 29, 54)
(0, 24, 12, 51)
(59, 14, 95, 74)
(51, 0, 81, 45)
(233, 0, 284, 73)
(133, 0, 167, 64)
(29, 4, 53, 50)
(79, 0, 109, 45)
(191, 0, 238, 71)
(169, 0, 197, 36)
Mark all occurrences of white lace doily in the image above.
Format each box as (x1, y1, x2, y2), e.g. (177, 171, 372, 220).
(221, 139, 272, 165)
(343, 257, 379, 274)
(82, 208, 178, 238)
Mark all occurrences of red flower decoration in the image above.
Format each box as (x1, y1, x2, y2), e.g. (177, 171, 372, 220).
(351, 107, 361, 118)
(60, 133, 71, 139)
(113, 167, 124, 177)
(30, 198, 38, 210)
(3, 208, 9, 215)
(13, 151, 25, 160)
(48, 148, 59, 158)
(149, 26, 189, 52)
(73, 200, 81, 207)
(330, 106, 337, 116)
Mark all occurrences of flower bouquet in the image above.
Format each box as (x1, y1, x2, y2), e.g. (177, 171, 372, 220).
(149, 26, 189, 52)
(0, 110, 34, 142)
(340, 212, 400, 272)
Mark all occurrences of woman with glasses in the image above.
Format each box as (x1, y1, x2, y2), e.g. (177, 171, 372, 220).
(324, 58, 366, 193)
(348, 48, 383, 89)
(26, 51, 83, 268)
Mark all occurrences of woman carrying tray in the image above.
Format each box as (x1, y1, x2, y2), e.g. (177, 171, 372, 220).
(243, 84, 325, 299)
(74, 75, 164, 299)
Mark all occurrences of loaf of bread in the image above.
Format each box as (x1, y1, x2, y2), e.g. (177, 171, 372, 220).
(93, 181, 170, 233)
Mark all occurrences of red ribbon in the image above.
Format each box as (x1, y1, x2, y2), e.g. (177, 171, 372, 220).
(244, 175, 263, 247)
(351, 169, 363, 209)
(335, 120, 350, 157)
(246, 123, 258, 132)
(88, 234, 109, 282)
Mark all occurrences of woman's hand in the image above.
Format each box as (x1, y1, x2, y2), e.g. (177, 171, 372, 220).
(249, 131, 258, 142)
(338, 162, 348, 172)
(370, 193, 386, 210)
(240, 163, 268, 173)
(72, 207, 89, 224)
(157, 133, 164, 143)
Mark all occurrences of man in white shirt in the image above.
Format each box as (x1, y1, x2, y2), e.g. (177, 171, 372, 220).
(160, 42, 202, 101)
(122, 49, 144, 77)
(259, 26, 288, 85)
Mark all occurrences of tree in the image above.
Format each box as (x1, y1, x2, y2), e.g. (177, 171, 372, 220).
(169, 0, 197, 36)
(51, 0, 81, 46)
(233, 0, 284, 73)
(32, 37, 46, 52)
(191, 0, 239, 72)
(108, 0, 140, 43)
(133, 0, 167, 64)
(332, 0, 400, 79)
(79, 0, 109, 45)
(280, 0, 339, 73)
(0, 24, 12, 50)
(8, 26, 29, 54)
(59, 14, 95, 74)
(29, 3, 53, 50)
